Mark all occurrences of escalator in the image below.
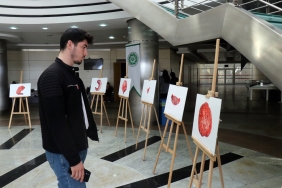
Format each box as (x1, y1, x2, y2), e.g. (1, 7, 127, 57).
(109, 0, 282, 91)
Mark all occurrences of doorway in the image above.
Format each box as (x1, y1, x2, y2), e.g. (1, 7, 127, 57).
(217, 68, 234, 85)
(113, 60, 126, 101)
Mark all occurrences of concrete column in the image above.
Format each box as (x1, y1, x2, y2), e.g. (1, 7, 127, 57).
(0, 39, 8, 112)
(127, 19, 159, 124)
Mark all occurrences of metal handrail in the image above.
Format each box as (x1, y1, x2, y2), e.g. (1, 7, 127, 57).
(257, 0, 282, 12)
(189, 6, 205, 12)
(240, 0, 257, 6)
(247, 0, 282, 12)
(185, 0, 215, 9)
(269, 10, 281, 14)
(159, 0, 281, 16)
(161, 0, 223, 13)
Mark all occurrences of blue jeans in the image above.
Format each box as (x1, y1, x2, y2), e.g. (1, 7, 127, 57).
(45, 149, 88, 188)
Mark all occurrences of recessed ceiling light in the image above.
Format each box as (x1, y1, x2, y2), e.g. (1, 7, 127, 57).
(100, 24, 107, 27)
(42, 27, 48, 30)
(109, 36, 114, 39)
(71, 26, 78, 28)
(10, 27, 17, 30)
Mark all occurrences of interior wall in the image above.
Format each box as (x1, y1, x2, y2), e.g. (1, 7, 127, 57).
(196, 62, 268, 85)
(159, 49, 170, 72)
(7, 48, 172, 90)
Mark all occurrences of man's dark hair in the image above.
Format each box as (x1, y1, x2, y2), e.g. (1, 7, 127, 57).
(60, 28, 94, 50)
(162, 70, 170, 83)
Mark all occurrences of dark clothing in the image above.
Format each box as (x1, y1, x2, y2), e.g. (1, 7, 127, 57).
(105, 86, 113, 101)
(170, 77, 178, 85)
(38, 58, 98, 167)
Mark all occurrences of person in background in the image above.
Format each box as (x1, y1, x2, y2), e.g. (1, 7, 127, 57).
(37, 28, 99, 188)
(159, 69, 170, 99)
(105, 82, 113, 102)
(170, 72, 179, 85)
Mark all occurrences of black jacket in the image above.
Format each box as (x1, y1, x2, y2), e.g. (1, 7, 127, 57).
(38, 58, 98, 166)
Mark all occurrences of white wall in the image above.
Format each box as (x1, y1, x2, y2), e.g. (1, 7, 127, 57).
(8, 48, 174, 89)
(8, 49, 268, 89)
(159, 49, 170, 71)
(7, 49, 121, 89)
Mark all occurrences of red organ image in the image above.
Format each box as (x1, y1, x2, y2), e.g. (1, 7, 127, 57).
(147, 87, 150, 93)
(16, 86, 25, 95)
(122, 80, 127, 94)
(198, 102, 212, 137)
(95, 79, 102, 91)
(171, 94, 180, 105)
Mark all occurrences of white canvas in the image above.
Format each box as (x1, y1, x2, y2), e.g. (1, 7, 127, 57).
(141, 80, 157, 104)
(9, 83, 31, 97)
(192, 94, 222, 155)
(90, 78, 108, 93)
(118, 78, 131, 98)
(164, 85, 188, 121)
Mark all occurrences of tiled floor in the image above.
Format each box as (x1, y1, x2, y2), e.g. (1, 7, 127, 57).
(0, 85, 281, 188)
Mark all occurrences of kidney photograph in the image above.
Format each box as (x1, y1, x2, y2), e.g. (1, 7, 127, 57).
(164, 84, 188, 122)
(192, 94, 222, 155)
(118, 78, 132, 98)
(141, 80, 157, 104)
(9, 83, 31, 98)
(90, 78, 108, 93)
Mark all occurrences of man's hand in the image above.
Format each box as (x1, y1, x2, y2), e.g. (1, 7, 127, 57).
(70, 161, 84, 182)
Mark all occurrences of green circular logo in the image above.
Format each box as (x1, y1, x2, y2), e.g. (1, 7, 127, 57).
(127, 52, 139, 67)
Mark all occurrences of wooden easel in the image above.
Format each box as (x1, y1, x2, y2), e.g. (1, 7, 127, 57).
(114, 63, 135, 142)
(90, 66, 111, 133)
(135, 59, 162, 160)
(8, 71, 31, 129)
(152, 54, 198, 188)
(188, 39, 225, 188)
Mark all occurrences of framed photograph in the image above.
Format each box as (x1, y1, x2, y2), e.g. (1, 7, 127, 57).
(164, 85, 188, 122)
(192, 94, 222, 155)
(141, 80, 157, 104)
(118, 78, 131, 98)
(90, 78, 108, 93)
(9, 83, 31, 98)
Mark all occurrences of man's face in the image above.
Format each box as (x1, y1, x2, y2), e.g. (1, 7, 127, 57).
(71, 39, 88, 65)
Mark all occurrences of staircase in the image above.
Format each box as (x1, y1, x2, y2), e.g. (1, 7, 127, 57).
(109, 0, 282, 91)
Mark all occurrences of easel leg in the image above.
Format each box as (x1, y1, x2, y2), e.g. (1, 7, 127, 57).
(153, 119, 169, 174)
(198, 153, 206, 188)
(166, 122, 174, 152)
(102, 100, 111, 126)
(25, 97, 31, 128)
(8, 98, 16, 129)
(143, 106, 152, 161)
(153, 106, 162, 138)
(127, 100, 135, 137)
(167, 123, 180, 188)
(207, 160, 214, 188)
(20, 98, 27, 124)
(188, 147, 199, 188)
(114, 98, 122, 136)
(135, 104, 144, 149)
(216, 143, 225, 188)
(90, 94, 95, 109)
(182, 122, 198, 179)
(124, 99, 128, 143)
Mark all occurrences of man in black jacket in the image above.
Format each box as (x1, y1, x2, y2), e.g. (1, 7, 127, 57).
(38, 28, 98, 188)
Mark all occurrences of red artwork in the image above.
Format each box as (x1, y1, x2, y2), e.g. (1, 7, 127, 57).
(122, 80, 127, 93)
(95, 79, 102, 91)
(147, 87, 150, 93)
(171, 94, 180, 105)
(16, 86, 25, 95)
(198, 102, 212, 137)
